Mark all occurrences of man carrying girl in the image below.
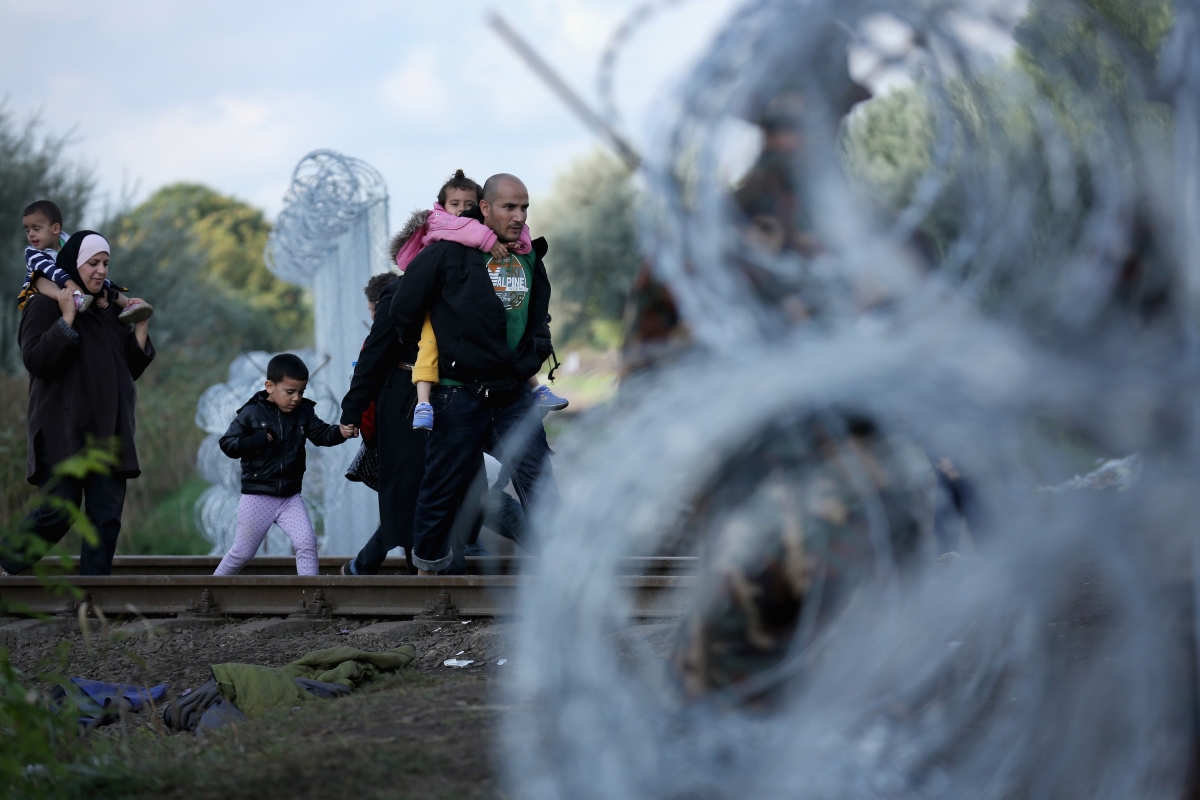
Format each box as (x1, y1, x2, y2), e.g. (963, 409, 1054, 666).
(390, 172, 560, 574)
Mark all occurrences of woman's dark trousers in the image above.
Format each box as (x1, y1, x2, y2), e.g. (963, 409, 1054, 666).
(0, 472, 127, 575)
(348, 373, 426, 575)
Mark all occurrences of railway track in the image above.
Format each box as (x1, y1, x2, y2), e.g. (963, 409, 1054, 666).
(0, 557, 698, 619)
(80, 555, 698, 577)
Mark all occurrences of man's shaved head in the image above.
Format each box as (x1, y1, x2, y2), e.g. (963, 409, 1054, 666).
(480, 173, 530, 244)
(482, 173, 526, 202)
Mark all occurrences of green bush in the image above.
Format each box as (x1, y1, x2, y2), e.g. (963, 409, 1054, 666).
(0, 449, 111, 800)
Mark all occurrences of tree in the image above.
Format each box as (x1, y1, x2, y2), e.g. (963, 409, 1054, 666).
(536, 149, 642, 348)
(0, 107, 94, 372)
(104, 183, 312, 368)
(842, 0, 1174, 260)
(129, 183, 311, 340)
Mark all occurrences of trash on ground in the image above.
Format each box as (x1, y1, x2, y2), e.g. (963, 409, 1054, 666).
(496, 659, 508, 666)
(444, 659, 474, 668)
(1039, 453, 1143, 493)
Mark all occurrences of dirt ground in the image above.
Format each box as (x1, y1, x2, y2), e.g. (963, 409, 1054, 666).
(5, 615, 527, 799)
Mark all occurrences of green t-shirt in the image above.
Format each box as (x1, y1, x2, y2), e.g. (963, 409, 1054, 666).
(440, 249, 535, 387)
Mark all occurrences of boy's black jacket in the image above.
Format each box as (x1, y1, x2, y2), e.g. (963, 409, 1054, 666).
(220, 391, 344, 497)
(390, 236, 553, 385)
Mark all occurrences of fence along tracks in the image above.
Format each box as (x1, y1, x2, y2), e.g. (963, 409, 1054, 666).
(0, 557, 698, 619)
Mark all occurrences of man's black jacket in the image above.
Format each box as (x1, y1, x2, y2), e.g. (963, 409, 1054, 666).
(341, 279, 404, 427)
(220, 391, 344, 497)
(390, 237, 553, 385)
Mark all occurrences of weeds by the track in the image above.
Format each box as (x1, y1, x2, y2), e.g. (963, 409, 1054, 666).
(66, 671, 502, 800)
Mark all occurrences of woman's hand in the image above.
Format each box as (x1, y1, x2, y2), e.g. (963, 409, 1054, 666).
(57, 287, 77, 327)
(489, 241, 510, 260)
(134, 317, 150, 351)
(339, 424, 359, 439)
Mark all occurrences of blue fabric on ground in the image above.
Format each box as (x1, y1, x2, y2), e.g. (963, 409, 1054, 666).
(48, 678, 170, 728)
(195, 695, 248, 732)
(70, 678, 169, 711)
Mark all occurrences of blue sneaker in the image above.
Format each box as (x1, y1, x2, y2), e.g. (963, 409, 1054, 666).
(532, 384, 569, 411)
(413, 402, 433, 430)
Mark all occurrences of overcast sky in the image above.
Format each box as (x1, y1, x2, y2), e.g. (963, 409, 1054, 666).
(0, 0, 741, 229)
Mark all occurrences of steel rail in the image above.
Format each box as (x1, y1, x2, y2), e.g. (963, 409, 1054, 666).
(46, 556, 698, 577)
(0, 574, 695, 619)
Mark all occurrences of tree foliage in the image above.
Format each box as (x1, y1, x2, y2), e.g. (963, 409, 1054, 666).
(536, 149, 642, 348)
(842, 0, 1174, 259)
(104, 183, 311, 363)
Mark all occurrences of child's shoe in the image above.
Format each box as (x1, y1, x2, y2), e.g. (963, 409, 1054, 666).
(413, 402, 434, 430)
(73, 291, 93, 313)
(532, 384, 569, 411)
(118, 300, 154, 325)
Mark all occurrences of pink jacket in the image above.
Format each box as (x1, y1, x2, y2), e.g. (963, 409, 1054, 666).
(394, 203, 533, 272)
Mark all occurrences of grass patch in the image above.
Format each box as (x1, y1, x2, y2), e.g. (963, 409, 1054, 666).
(68, 672, 500, 800)
(117, 476, 211, 555)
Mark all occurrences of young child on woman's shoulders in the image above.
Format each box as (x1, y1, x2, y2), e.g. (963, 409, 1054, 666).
(19, 200, 153, 323)
(391, 170, 568, 431)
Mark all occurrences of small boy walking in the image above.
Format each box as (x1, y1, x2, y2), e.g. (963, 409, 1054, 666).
(215, 353, 358, 576)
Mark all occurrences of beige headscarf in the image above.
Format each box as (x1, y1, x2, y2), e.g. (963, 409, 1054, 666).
(76, 234, 110, 268)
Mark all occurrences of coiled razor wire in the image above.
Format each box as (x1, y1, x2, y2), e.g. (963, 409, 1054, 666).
(505, 1, 1200, 798)
(265, 149, 388, 284)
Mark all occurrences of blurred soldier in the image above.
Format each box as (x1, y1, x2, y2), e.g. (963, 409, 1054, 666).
(616, 44, 954, 699)
(670, 412, 933, 699)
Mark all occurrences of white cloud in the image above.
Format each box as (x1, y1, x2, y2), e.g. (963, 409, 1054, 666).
(380, 47, 451, 121)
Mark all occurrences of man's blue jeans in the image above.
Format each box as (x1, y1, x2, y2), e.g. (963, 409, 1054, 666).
(411, 384, 557, 572)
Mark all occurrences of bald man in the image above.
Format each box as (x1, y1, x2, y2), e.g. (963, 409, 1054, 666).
(390, 173, 559, 573)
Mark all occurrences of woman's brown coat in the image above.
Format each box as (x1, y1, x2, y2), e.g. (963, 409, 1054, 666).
(20, 293, 155, 484)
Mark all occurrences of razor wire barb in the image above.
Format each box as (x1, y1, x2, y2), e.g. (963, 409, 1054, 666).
(265, 149, 388, 284)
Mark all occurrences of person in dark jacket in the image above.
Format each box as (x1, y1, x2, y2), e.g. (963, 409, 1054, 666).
(215, 353, 356, 576)
(339, 274, 426, 575)
(0, 231, 155, 576)
(390, 173, 559, 574)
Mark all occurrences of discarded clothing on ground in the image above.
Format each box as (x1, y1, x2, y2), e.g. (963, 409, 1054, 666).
(48, 678, 169, 730)
(212, 644, 415, 718)
(162, 644, 416, 731)
(161, 679, 247, 732)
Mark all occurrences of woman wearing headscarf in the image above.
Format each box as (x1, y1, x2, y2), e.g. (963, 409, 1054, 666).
(0, 231, 155, 575)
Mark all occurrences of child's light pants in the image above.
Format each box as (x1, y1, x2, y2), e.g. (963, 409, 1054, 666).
(214, 493, 319, 576)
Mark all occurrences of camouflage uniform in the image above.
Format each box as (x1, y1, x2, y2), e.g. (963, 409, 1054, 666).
(617, 72, 938, 699)
(670, 413, 933, 699)
(619, 138, 810, 377)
